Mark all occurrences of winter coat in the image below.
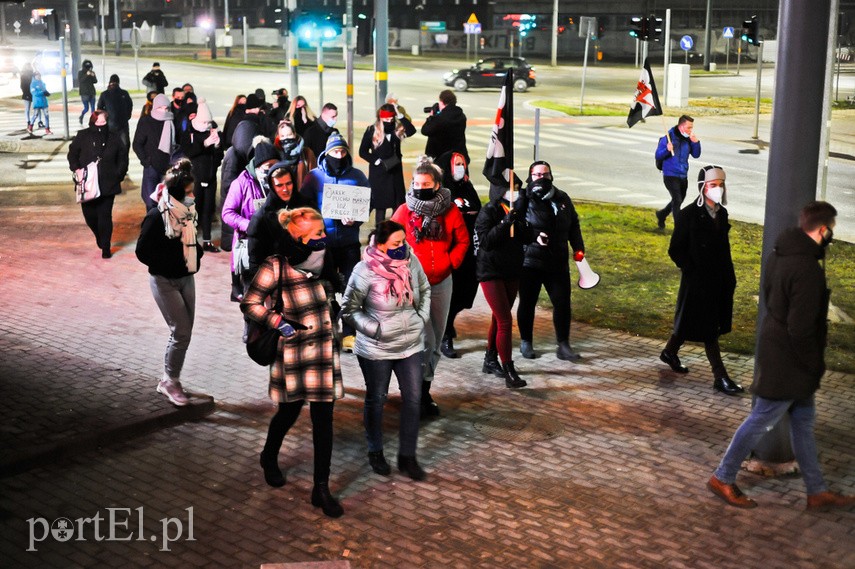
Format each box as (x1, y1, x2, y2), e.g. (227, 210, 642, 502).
(302, 120, 339, 161)
(181, 126, 224, 186)
(222, 106, 245, 150)
(341, 250, 431, 360)
(751, 228, 830, 400)
(241, 256, 343, 403)
(299, 152, 369, 249)
(223, 168, 266, 270)
(78, 69, 97, 98)
(668, 202, 736, 342)
(358, 118, 416, 210)
(142, 68, 168, 94)
(132, 114, 173, 174)
(135, 208, 203, 278)
(522, 188, 584, 272)
(30, 78, 49, 109)
(220, 120, 259, 202)
(421, 104, 468, 161)
(67, 125, 128, 197)
(274, 137, 316, 189)
(97, 85, 133, 134)
(20, 69, 33, 102)
(391, 197, 470, 286)
(475, 198, 533, 282)
(655, 126, 701, 179)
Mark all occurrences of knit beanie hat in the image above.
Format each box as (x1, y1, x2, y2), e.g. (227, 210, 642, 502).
(245, 94, 262, 110)
(251, 141, 280, 166)
(323, 132, 348, 155)
(191, 98, 213, 132)
(109, 74, 120, 84)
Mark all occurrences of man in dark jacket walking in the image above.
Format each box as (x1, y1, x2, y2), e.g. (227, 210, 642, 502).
(303, 103, 340, 160)
(654, 115, 701, 229)
(97, 74, 133, 151)
(707, 201, 855, 511)
(421, 90, 468, 161)
(142, 62, 168, 94)
(658, 165, 741, 395)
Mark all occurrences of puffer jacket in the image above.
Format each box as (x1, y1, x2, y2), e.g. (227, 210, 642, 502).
(30, 77, 49, 109)
(522, 187, 584, 272)
(299, 151, 368, 248)
(222, 166, 265, 271)
(341, 250, 431, 360)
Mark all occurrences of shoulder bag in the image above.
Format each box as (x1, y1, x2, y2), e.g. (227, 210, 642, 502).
(73, 159, 101, 203)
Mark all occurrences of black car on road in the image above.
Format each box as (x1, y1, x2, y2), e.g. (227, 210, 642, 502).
(443, 57, 536, 92)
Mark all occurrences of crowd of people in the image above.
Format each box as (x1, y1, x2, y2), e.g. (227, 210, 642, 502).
(55, 63, 852, 517)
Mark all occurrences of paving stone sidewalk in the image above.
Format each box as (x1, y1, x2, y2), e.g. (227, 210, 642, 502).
(0, 184, 853, 568)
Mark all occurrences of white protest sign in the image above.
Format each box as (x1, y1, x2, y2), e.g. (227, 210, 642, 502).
(321, 184, 371, 222)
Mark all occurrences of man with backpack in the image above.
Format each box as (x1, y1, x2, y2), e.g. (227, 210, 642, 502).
(654, 115, 701, 230)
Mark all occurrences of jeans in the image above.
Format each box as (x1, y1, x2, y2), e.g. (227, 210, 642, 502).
(80, 95, 96, 120)
(424, 275, 453, 383)
(80, 194, 115, 253)
(29, 107, 50, 130)
(263, 400, 335, 484)
(150, 274, 195, 380)
(481, 278, 519, 364)
(24, 100, 31, 125)
(517, 267, 572, 344)
(141, 165, 162, 210)
(658, 176, 689, 225)
(357, 352, 423, 456)
(714, 395, 828, 495)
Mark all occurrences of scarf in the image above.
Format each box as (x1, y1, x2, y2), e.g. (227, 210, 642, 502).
(279, 136, 304, 166)
(405, 187, 452, 243)
(363, 246, 414, 307)
(156, 190, 199, 274)
(292, 249, 325, 279)
(150, 102, 175, 155)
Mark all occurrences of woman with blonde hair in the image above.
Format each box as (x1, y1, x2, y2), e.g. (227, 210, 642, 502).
(241, 207, 345, 518)
(286, 96, 316, 137)
(358, 103, 416, 224)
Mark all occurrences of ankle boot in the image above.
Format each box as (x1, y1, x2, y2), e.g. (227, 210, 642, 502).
(482, 349, 504, 376)
(368, 450, 391, 475)
(311, 482, 344, 518)
(520, 340, 536, 359)
(440, 335, 459, 358)
(420, 381, 439, 418)
(556, 341, 582, 361)
(397, 455, 426, 481)
(502, 361, 527, 388)
(259, 451, 285, 487)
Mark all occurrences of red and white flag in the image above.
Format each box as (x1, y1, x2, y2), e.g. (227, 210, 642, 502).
(627, 58, 663, 128)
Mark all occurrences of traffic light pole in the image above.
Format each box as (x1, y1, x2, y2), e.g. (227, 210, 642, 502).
(752, 42, 763, 140)
(703, 0, 712, 71)
(374, 0, 389, 110)
(287, 0, 298, 97)
(345, 0, 354, 147)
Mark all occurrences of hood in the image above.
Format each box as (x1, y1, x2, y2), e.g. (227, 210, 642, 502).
(263, 160, 297, 204)
(436, 150, 469, 188)
(773, 227, 825, 260)
(488, 172, 524, 201)
(231, 121, 259, 160)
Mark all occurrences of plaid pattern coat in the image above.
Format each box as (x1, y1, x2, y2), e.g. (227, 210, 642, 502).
(242, 256, 344, 403)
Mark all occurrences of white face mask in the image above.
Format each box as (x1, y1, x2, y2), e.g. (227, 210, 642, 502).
(705, 186, 723, 204)
(325, 117, 337, 128)
(452, 165, 466, 181)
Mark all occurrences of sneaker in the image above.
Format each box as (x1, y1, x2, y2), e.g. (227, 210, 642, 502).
(44, 128, 53, 135)
(157, 379, 189, 407)
(26, 123, 33, 134)
(79, 115, 84, 125)
(342, 335, 355, 353)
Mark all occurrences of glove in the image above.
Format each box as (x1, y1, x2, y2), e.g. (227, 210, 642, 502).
(501, 208, 519, 226)
(536, 232, 549, 247)
(513, 195, 528, 215)
(276, 320, 297, 338)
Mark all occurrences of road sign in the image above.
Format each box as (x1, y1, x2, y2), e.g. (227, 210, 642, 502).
(13, 21, 20, 36)
(467, 13, 479, 25)
(579, 16, 597, 39)
(420, 21, 447, 32)
(723, 26, 735, 39)
(680, 35, 694, 51)
(463, 23, 482, 35)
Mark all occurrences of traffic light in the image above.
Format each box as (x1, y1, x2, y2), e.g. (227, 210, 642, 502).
(597, 21, 606, 40)
(741, 15, 760, 45)
(648, 16, 663, 42)
(356, 16, 373, 55)
(629, 16, 649, 41)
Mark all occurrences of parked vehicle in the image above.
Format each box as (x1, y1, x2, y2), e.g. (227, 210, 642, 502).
(443, 57, 536, 92)
(0, 46, 25, 76)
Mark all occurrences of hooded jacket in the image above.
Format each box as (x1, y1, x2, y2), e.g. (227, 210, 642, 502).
(751, 228, 830, 400)
(220, 121, 260, 200)
(299, 149, 369, 248)
(222, 162, 267, 271)
(77, 63, 97, 98)
(30, 77, 49, 109)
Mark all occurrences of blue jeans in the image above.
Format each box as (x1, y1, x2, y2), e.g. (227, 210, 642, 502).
(142, 165, 162, 210)
(714, 395, 828, 495)
(80, 95, 96, 120)
(357, 352, 423, 456)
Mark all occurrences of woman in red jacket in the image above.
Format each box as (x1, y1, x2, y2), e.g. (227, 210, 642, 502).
(391, 155, 469, 417)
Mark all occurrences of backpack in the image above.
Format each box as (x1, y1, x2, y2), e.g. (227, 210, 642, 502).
(655, 135, 666, 171)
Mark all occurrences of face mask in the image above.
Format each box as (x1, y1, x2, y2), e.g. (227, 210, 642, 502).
(305, 236, 327, 251)
(325, 155, 343, 175)
(413, 188, 436, 201)
(705, 186, 723, 204)
(258, 172, 271, 193)
(530, 178, 553, 199)
(386, 244, 407, 260)
(183, 197, 195, 207)
(383, 121, 395, 134)
(325, 117, 337, 128)
(452, 165, 466, 181)
(821, 228, 834, 248)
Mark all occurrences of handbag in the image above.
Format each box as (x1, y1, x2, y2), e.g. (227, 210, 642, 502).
(381, 154, 401, 171)
(73, 159, 101, 203)
(233, 238, 250, 273)
(246, 257, 285, 366)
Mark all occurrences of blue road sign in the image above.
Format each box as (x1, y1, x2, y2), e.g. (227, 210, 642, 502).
(680, 35, 694, 51)
(723, 26, 735, 39)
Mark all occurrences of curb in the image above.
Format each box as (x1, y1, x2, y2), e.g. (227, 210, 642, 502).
(0, 396, 216, 478)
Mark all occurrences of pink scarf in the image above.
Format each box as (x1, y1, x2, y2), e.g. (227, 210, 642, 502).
(363, 246, 413, 307)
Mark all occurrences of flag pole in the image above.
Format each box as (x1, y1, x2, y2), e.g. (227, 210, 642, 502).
(661, 115, 674, 156)
(509, 168, 515, 237)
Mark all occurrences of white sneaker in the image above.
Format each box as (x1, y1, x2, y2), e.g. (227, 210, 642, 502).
(157, 379, 189, 407)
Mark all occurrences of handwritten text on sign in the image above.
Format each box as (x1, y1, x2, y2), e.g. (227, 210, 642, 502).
(321, 184, 371, 222)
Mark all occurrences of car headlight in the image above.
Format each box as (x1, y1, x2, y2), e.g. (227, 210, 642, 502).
(443, 72, 454, 81)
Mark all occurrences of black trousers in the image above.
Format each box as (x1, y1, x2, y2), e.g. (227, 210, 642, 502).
(517, 267, 572, 344)
(194, 179, 218, 241)
(80, 194, 115, 252)
(658, 176, 689, 224)
(263, 400, 335, 484)
(665, 333, 727, 378)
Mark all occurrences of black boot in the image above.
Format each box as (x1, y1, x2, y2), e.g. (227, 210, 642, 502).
(368, 450, 391, 475)
(440, 335, 459, 358)
(397, 455, 426, 481)
(520, 340, 536, 359)
(502, 361, 527, 388)
(713, 375, 744, 396)
(420, 381, 439, 418)
(311, 482, 344, 518)
(482, 349, 504, 376)
(259, 451, 285, 487)
(556, 341, 582, 361)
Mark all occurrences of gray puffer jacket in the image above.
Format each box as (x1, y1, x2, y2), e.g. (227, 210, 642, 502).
(341, 250, 431, 360)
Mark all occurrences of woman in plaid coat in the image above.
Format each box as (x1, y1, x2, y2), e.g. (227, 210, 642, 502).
(241, 207, 345, 518)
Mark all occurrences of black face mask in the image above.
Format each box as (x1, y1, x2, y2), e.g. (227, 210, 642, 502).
(325, 155, 344, 176)
(383, 121, 395, 134)
(530, 178, 553, 200)
(282, 233, 313, 266)
(413, 188, 436, 201)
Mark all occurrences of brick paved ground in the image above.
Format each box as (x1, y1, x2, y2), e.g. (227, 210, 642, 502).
(1, 180, 854, 569)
